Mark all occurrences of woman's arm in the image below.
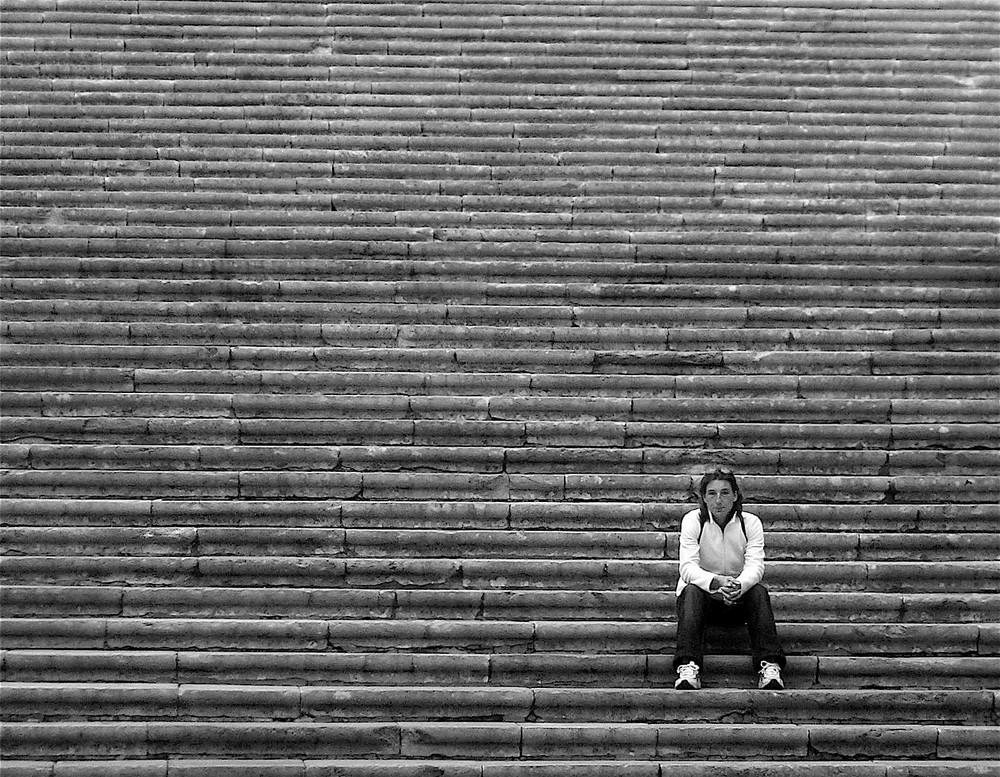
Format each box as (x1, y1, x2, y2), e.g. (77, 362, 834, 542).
(678, 512, 718, 593)
(736, 513, 765, 596)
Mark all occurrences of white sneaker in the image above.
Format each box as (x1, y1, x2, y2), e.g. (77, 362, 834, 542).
(758, 661, 784, 690)
(674, 661, 701, 690)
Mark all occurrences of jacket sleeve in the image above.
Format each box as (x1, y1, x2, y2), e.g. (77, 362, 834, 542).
(736, 513, 765, 595)
(678, 511, 717, 593)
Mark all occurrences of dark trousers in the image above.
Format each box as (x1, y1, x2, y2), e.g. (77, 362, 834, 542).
(673, 583, 786, 671)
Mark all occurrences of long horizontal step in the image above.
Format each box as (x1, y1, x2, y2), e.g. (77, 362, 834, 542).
(7, 301, 998, 328)
(3, 367, 997, 399)
(4, 586, 996, 623)
(3, 277, 997, 306)
(4, 617, 993, 655)
(3, 209, 998, 237)
(4, 346, 998, 377)
(4, 557, 998, 592)
(4, 419, 997, 448)
(4, 393, 997, 424)
(2, 684, 996, 725)
(4, 322, 997, 352)
(2, 444, 997, 478)
(1, 135, 996, 161)
(3, 256, 998, 284)
(2, 470, 997, 503)
(3, 650, 996, 690)
(4, 762, 999, 777)
(4, 528, 997, 561)
(4, 417, 996, 446)
(4, 238, 995, 265)
(3, 249, 1000, 280)
(3, 162, 998, 189)
(4, 499, 994, 532)
(2, 725, 997, 764)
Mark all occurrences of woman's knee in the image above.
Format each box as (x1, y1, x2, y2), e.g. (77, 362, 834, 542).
(743, 584, 771, 603)
(680, 584, 711, 606)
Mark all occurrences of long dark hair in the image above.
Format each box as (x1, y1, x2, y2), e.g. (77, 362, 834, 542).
(697, 469, 744, 526)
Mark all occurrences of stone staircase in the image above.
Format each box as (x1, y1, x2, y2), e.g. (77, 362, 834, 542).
(1, 0, 998, 774)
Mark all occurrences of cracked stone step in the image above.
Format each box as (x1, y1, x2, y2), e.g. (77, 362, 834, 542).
(2, 498, 996, 532)
(3, 763, 1000, 777)
(3, 469, 996, 504)
(7, 300, 998, 329)
(1, 684, 995, 725)
(1, 720, 998, 763)
(3, 650, 996, 690)
(1, 617, 993, 655)
(3, 556, 998, 593)
(3, 393, 997, 424)
(3, 527, 999, 561)
(4, 585, 997, 624)
(5, 321, 998, 352)
(5, 278, 996, 306)
(3, 443, 997, 478)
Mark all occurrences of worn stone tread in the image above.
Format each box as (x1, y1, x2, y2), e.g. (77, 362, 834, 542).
(3, 650, 996, 689)
(4, 585, 998, 625)
(1, 617, 992, 655)
(4, 527, 999, 561)
(3, 393, 997, 424)
(3, 761, 1000, 777)
(2, 498, 995, 532)
(1, 683, 996, 725)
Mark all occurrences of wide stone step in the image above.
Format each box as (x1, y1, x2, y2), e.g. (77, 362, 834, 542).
(3, 469, 997, 504)
(2, 722, 998, 765)
(4, 586, 996, 624)
(5, 393, 997, 424)
(3, 443, 997, 477)
(2, 498, 995, 533)
(5, 418, 996, 447)
(4, 346, 999, 378)
(10, 156, 996, 188)
(3, 256, 999, 284)
(6, 278, 997, 306)
(4, 617, 993, 656)
(6, 300, 998, 330)
(5, 761, 1000, 777)
(6, 368, 992, 399)
(4, 650, 996, 690)
(3, 556, 998, 592)
(4, 321, 998, 352)
(5, 235, 995, 265)
(2, 683, 996, 725)
(3, 527, 999, 561)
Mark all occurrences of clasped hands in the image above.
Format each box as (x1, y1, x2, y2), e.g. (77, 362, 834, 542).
(711, 575, 742, 606)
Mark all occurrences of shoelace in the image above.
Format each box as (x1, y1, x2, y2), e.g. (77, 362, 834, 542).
(760, 662, 781, 681)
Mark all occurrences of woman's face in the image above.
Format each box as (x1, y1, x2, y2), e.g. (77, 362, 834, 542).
(704, 479, 737, 520)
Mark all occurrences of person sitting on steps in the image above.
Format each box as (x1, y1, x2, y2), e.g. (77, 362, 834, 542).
(673, 469, 786, 691)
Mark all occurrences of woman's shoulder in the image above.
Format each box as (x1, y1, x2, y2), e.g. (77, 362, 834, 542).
(741, 511, 764, 529)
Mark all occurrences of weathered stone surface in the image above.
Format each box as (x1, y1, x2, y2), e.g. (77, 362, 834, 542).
(400, 723, 520, 759)
(520, 724, 657, 759)
(168, 761, 303, 777)
(808, 725, 938, 760)
(0, 722, 149, 758)
(146, 722, 399, 757)
(301, 687, 532, 722)
(656, 724, 807, 759)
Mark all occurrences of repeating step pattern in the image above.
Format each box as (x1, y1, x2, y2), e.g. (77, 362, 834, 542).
(1, 0, 999, 775)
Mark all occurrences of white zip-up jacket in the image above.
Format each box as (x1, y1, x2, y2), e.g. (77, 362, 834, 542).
(676, 508, 765, 597)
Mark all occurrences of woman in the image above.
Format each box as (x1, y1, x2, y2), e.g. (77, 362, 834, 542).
(673, 469, 786, 690)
